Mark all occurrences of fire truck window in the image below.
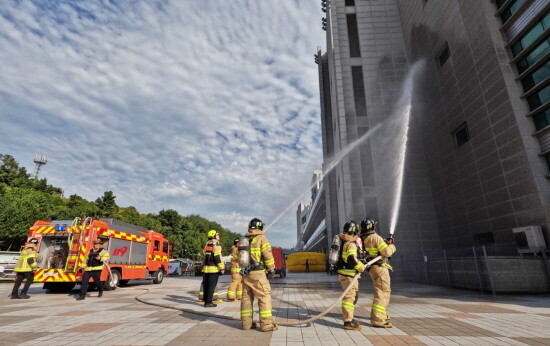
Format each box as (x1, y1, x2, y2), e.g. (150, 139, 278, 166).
(163, 241, 169, 253)
(154, 240, 160, 251)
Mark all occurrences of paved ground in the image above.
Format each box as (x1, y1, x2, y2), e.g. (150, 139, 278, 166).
(1, 273, 550, 345)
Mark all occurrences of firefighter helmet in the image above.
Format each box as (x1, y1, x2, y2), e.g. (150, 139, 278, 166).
(360, 218, 377, 233)
(28, 238, 39, 244)
(93, 239, 102, 244)
(248, 218, 264, 230)
(207, 230, 219, 239)
(234, 238, 240, 245)
(343, 220, 358, 235)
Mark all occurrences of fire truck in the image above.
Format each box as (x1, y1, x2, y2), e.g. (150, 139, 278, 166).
(27, 217, 170, 291)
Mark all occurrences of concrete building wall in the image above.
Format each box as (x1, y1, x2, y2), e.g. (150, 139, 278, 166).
(395, 0, 550, 249)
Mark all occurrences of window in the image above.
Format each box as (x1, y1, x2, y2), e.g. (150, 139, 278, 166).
(345, 0, 355, 6)
(499, 0, 527, 24)
(527, 83, 550, 109)
(521, 60, 550, 91)
(511, 12, 550, 57)
(352, 66, 367, 117)
(301, 215, 307, 225)
(347, 14, 361, 57)
(474, 232, 495, 245)
(437, 43, 450, 67)
(454, 123, 470, 147)
(163, 241, 169, 253)
(496, 0, 507, 9)
(154, 240, 160, 251)
(545, 153, 550, 171)
(516, 38, 550, 74)
(533, 107, 550, 131)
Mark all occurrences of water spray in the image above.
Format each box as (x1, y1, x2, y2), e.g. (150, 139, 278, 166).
(387, 61, 424, 237)
(264, 121, 384, 232)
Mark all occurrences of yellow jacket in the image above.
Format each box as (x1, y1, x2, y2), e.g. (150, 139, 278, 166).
(202, 240, 224, 273)
(15, 245, 38, 273)
(363, 233, 396, 258)
(246, 229, 275, 271)
(337, 233, 365, 277)
(230, 245, 240, 273)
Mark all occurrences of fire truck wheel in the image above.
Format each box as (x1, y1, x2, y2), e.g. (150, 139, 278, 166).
(104, 269, 121, 291)
(152, 268, 164, 284)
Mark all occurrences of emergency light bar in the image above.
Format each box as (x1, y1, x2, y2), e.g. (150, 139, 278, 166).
(55, 224, 68, 232)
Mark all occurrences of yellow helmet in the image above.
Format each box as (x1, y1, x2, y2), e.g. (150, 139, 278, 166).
(207, 230, 218, 238)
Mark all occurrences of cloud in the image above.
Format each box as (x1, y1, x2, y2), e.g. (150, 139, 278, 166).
(0, 0, 325, 247)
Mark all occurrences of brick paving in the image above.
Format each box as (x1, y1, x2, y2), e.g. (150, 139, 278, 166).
(1, 273, 550, 345)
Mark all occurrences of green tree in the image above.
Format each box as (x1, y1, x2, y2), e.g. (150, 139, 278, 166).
(95, 191, 118, 218)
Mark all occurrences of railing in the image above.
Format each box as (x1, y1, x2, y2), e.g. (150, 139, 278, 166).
(397, 244, 550, 294)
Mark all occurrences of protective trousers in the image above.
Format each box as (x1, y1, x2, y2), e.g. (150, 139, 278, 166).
(369, 265, 391, 325)
(80, 270, 103, 296)
(202, 273, 219, 304)
(339, 274, 358, 322)
(227, 272, 243, 300)
(241, 271, 275, 331)
(11, 272, 34, 297)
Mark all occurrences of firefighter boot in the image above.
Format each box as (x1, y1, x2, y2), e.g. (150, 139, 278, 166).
(76, 295, 85, 301)
(343, 319, 361, 331)
(372, 321, 393, 328)
(98, 291, 103, 298)
(11, 295, 20, 299)
(204, 303, 217, 308)
(19, 293, 30, 299)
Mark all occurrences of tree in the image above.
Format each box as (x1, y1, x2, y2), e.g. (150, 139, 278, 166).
(95, 191, 118, 218)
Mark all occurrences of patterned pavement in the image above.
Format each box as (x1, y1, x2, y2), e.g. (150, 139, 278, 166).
(1, 273, 550, 345)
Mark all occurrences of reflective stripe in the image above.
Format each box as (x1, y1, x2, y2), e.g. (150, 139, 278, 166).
(353, 262, 363, 270)
(203, 266, 220, 273)
(237, 290, 242, 294)
(214, 250, 222, 256)
(264, 258, 275, 266)
(338, 269, 356, 276)
(241, 309, 253, 317)
(372, 304, 386, 313)
(217, 263, 224, 269)
(259, 310, 272, 317)
(377, 243, 388, 251)
(342, 301, 355, 310)
(85, 266, 103, 271)
(231, 267, 241, 273)
(260, 243, 271, 251)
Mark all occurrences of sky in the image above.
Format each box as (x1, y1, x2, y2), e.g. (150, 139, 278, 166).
(0, 0, 326, 248)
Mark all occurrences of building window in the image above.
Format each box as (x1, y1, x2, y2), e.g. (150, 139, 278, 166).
(511, 12, 549, 57)
(346, 14, 361, 57)
(533, 108, 550, 131)
(351, 66, 367, 117)
(453, 123, 470, 147)
(527, 84, 550, 109)
(437, 42, 450, 67)
(345, 0, 355, 6)
(545, 153, 550, 171)
(516, 38, 550, 74)
(521, 60, 550, 91)
(499, 0, 527, 24)
(302, 215, 307, 225)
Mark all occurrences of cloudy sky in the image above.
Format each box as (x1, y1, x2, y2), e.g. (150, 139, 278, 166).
(0, 0, 326, 248)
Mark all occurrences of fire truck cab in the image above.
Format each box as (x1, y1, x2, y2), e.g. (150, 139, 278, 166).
(28, 217, 170, 292)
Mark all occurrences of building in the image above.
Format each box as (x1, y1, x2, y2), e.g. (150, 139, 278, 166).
(311, 0, 550, 289)
(295, 171, 328, 253)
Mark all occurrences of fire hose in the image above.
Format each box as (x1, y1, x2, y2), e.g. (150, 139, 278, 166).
(133, 256, 382, 326)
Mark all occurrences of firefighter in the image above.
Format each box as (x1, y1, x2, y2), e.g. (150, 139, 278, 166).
(227, 238, 242, 302)
(337, 220, 365, 330)
(202, 230, 224, 307)
(11, 238, 39, 299)
(240, 218, 278, 332)
(77, 239, 110, 300)
(360, 218, 397, 328)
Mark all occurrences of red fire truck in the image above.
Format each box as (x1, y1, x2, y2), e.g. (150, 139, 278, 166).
(272, 247, 287, 278)
(28, 217, 170, 291)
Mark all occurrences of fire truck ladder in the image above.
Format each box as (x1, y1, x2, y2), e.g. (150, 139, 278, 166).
(65, 217, 92, 273)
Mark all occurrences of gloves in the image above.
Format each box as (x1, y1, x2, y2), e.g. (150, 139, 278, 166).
(239, 268, 249, 276)
(386, 236, 394, 245)
(267, 270, 275, 279)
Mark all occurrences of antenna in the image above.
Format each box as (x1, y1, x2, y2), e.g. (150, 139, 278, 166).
(33, 154, 48, 179)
